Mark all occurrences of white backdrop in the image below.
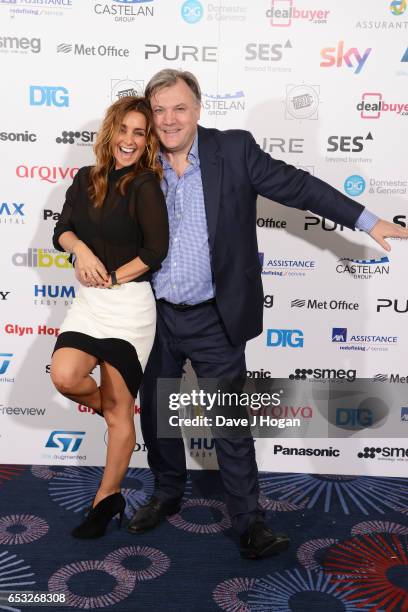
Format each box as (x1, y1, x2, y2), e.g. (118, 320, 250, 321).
(1, 0, 408, 476)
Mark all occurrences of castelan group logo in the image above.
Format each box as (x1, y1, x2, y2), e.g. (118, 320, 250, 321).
(201, 91, 245, 116)
(336, 256, 390, 280)
(320, 41, 372, 74)
(357, 93, 408, 119)
(93, 0, 154, 22)
(266, 0, 330, 27)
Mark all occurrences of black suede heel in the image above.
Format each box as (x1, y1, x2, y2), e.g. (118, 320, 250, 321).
(71, 492, 125, 538)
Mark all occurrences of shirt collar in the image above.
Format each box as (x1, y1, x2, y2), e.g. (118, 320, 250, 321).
(158, 131, 199, 170)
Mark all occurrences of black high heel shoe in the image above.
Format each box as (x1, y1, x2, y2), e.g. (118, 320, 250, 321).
(71, 492, 125, 539)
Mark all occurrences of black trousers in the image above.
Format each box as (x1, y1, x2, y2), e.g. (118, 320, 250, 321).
(140, 300, 264, 534)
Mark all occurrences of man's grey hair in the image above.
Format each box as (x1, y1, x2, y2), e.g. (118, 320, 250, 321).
(145, 69, 201, 104)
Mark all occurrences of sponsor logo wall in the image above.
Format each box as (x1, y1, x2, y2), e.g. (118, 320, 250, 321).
(1, 0, 407, 476)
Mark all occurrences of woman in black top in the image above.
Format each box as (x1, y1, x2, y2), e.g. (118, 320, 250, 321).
(51, 97, 168, 538)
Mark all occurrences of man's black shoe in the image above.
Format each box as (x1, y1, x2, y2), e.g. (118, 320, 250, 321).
(127, 496, 181, 534)
(239, 522, 290, 559)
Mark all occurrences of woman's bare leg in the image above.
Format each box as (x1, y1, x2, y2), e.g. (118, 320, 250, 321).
(93, 361, 135, 507)
(50, 347, 102, 412)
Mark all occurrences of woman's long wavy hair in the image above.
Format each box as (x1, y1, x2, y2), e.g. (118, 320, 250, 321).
(89, 96, 162, 208)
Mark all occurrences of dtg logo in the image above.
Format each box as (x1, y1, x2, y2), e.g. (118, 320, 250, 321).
(267, 329, 304, 347)
(344, 175, 366, 196)
(45, 431, 85, 453)
(320, 41, 372, 74)
(390, 0, 407, 15)
(181, 0, 203, 23)
(29, 86, 69, 108)
(0, 353, 13, 375)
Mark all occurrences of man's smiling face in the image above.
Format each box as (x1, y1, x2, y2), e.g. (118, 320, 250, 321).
(150, 78, 201, 155)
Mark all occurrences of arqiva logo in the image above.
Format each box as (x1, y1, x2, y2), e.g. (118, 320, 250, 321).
(16, 165, 78, 184)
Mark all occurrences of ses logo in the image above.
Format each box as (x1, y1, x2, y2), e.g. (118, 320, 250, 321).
(245, 40, 293, 73)
(336, 256, 390, 280)
(45, 430, 85, 455)
(93, 0, 154, 22)
(29, 86, 69, 108)
(56, 130, 97, 146)
(331, 327, 397, 352)
(267, 329, 304, 348)
(344, 175, 366, 196)
(285, 84, 320, 120)
(111, 78, 144, 101)
(202, 91, 245, 116)
(181, 0, 203, 23)
(259, 253, 316, 277)
(357, 93, 408, 119)
(289, 367, 357, 382)
(266, 0, 330, 27)
(320, 41, 372, 74)
(12, 248, 72, 269)
(0, 201, 25, 225)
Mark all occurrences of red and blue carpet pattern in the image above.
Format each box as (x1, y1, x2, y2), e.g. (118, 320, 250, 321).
(0, 466, 407, 611)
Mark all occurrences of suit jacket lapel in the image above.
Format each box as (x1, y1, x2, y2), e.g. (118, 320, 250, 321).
(197, 125, 223, 250)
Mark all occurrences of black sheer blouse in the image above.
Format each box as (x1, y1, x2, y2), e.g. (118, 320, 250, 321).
(53, 166, 169, 282)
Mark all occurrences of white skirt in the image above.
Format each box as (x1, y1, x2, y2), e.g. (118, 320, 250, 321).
(54, 282, 156, 397)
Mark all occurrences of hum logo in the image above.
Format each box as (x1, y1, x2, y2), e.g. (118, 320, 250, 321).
(34, 285, 75, 299)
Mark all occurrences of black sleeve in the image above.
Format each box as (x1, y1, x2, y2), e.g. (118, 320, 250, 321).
(135, 176, 169, 271)
(52, 169, 84, 251)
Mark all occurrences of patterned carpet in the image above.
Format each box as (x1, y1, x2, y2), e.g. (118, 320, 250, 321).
(0, 466, 408, 611)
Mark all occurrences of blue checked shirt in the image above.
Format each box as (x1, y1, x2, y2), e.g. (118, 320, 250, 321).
(152, 132, 378, 305)
(152, 133, 214, 305)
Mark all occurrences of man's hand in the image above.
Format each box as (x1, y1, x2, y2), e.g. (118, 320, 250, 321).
(369, 219, 408, 252)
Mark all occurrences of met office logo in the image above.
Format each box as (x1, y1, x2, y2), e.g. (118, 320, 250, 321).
(344, 174, 366, 196)
(181, 0, 203, 23)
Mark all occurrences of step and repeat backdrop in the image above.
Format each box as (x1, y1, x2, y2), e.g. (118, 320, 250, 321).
(1, 0, 408, 476)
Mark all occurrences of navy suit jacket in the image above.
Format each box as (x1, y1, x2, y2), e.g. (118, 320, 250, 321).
(196, 124, 364, 346)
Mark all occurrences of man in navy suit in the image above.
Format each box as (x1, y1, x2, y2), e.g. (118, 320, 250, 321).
(127, 69, 408, 558)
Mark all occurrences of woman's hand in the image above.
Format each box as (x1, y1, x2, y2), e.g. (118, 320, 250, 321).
(73, 240, 109, 286)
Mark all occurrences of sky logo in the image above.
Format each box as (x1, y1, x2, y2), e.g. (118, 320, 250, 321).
(320, 41, 372, 74)
(332, 328, 347, 342)
(181, 0, 203, 23)
(344, 175, 366, 196)
(45, 431, 85, 453)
